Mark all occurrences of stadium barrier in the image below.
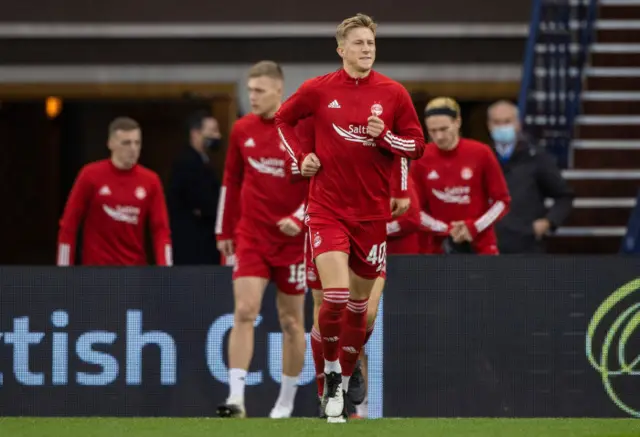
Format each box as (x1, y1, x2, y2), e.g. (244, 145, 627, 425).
(0, 257, 639, 418)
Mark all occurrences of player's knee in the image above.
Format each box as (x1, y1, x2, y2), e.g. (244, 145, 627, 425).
(366, 312, 377, 329)
(312, 291, 323, 309)
(279, 312, 303, 336)
(234, 299, 260, 324)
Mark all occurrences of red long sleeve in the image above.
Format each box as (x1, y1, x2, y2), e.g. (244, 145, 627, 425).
(465, 149, 511, 238)
(275, 81, 316, 170)
(410, 163, 449, 235)
(57, 166, 93, 266)
(57, 160, 171, 266)
(283, 116, 315, 183)
(375, 87, 425, 159)
(148, 175, 173, 265)
(387, 177, 421, 237)
(390, 156, 409, 199)
(215, 126, 244, 241)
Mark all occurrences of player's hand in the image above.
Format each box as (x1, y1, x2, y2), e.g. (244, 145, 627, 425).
(277, 217, 302, 237)
(390, 197, 410, 218)
(217, 239, 234, 257)
(532, 218, 551, 239)
(301, 153, 321, 177)
(367, 116, 385, 138)
(450, 221, 473, 243)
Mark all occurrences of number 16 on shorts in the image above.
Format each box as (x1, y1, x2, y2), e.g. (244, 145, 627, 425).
(367, 242, 387, 272)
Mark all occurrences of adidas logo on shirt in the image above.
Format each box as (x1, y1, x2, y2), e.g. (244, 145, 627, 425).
(427, 170, 439, 180)
(328, 100, 341, 109)
(99, 185, 111, 196)
(244, 138, 256, 147)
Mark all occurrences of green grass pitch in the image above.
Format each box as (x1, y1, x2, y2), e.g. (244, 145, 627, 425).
(0, 418, 638, 437)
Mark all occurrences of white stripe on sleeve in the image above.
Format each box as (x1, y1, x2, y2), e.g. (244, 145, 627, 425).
(214, 186, 227, 235)
(474, 201, 506, 233)
(57, 243, 71, 266)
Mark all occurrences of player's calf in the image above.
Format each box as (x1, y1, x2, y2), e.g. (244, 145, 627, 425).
(218, 277, 268, 416)
(270, 291, 305, 418)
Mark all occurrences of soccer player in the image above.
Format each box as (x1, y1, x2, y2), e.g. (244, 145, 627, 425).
(275, 13, 425, 422)
(413, 97, 511, 254)
(215, 61, 309, 419)
(284, 113, 411, 419)
(57, 117, 172, 266)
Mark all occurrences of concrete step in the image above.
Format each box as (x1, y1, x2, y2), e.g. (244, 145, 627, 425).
(586, 75, 640, 90)
(597, 28, 640, 43)
(572, 147, 640, 168)
(563, 207, 633, 226)
(591, 44, 640, 67)
(577, 121, 640, 138)
(563, 170, 640, 197)
(599, 5, 640, 20)
(581, 92, 640, 114)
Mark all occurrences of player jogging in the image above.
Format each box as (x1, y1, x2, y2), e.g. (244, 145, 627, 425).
(284, 116, 411, 419)
(57, 117, 172, 266)
(413, 97, 511, 254)
(215, 61, 310, 419)
(275, 13, 425, 422)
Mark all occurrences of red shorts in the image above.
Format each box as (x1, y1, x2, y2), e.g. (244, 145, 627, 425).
(305, 214, 388, 280)
(304, 231, 386, 290)
(233, 236, 305, 295)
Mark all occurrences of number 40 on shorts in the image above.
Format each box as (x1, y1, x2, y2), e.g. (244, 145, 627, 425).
(366, 242, 387, 271)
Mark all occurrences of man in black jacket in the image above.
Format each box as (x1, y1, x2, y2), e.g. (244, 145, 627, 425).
(167, 110, 222, 264)
(487, 100, 574, 253)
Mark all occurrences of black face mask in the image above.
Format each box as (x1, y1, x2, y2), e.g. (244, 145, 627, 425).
(203, 137, 222, 150)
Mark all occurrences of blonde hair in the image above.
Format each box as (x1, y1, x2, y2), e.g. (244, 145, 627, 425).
(425, 97, 461, 119)
(247, 60, 284, 81)
(336, 13, 377, 46)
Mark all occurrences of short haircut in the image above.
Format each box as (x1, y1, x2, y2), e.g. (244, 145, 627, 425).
(186, 110, 214, 132)
(487, 99, 519, 119)
(108, 117, 140, 137)
(247, 60, 284, 81)
(424, 97, 461, 119)
(336, 13, 377, 46)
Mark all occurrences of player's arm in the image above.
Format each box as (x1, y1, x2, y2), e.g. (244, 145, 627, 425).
(371, 87, 426, 159)
(411, 162, 449, 235)
(278, 201, 306, 237)
(389, 156, 410, 217)
(275, 81, 318, 170)
(536, 152, 574, 231)
(214, 125, 244, 253)
(57, 166, 93, 266)
(148, 174, 173, 266)
(284, 118, 315, 183)
(387, 188, 421, 237)
(464, 149, 511, 239)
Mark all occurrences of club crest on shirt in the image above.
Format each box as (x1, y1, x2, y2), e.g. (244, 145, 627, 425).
(135, 186, 147, 200)
(307, 268, 317, 282)
(313, 232, 322, 248)
(461, 167, 473, 180)
(371, 102, 383, 117)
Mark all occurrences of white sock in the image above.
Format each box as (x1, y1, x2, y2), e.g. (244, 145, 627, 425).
(324, 359, 341, 374)
(342, 375, 351, 390)
(227, 368, 247, 404)
(275, 374, 299, 409)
